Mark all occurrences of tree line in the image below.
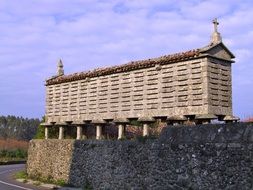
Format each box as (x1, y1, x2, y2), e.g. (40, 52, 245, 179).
(0, 115, 41, 141)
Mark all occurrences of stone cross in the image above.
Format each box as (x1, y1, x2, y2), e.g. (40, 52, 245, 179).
(213, 18, 219, 32)
(211, 18, 222, 44)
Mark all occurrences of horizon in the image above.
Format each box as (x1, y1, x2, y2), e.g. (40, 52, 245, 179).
(0, 0, 252, 119)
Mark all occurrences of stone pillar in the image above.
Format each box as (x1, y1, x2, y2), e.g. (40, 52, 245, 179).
(195, 114, 217, 125)
(202, 120, 210, 124)
(118, 124, 124, 139)
(92, 119, 105, 140)
(45, 126, 49, 139)
(59, 126, 64, 140)
(137, 117, 155, 137)
(143, 123, 149, 137)
(96, 125, 102, 140)
(173, 122, 179, 126)
(114, 118, 129, 140)
(76, 126, 83, 140)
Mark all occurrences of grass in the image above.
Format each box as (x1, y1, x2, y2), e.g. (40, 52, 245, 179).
(15, 170, 28, 180)
(0, 149, 27, 158)
(15, 170, 69, 187)
(0, 149, 27, 163)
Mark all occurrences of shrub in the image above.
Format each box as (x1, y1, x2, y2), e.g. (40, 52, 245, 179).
(34, 125, 45, 139)
(0, 149, 27, 159)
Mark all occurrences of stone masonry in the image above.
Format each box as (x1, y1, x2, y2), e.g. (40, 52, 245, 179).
(27, 123, 253, 189)
(27, 139, 74, 181)
(42, 19, 238, 138)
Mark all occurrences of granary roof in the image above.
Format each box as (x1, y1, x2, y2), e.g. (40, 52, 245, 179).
(46, 19, 235, 86)
(46, 42, 234, 86)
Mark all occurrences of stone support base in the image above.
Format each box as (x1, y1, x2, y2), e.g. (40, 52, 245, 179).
(143, 123, 149, 137)
(201, 120, 211, 124)
(118, 124, 124, 139)
(76, 126, 83, 140)
(59, 126, 64, 140)
(96, 125, 102, 140)
(45, 126, 49, 139)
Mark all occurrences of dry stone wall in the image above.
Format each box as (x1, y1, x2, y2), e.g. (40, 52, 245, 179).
(27, 123, 253, 189)
(27, 139, 74, 182)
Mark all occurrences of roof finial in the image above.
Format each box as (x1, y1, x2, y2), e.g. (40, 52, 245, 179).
(211, 18, 222, 44)
(57, 59, 64, 76)
(213, 18, 219, 32)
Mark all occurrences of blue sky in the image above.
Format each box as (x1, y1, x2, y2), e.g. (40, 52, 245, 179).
(0, 0, 252, 119)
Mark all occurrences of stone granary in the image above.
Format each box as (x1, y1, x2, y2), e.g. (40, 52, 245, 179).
(42, 19, 239, 140)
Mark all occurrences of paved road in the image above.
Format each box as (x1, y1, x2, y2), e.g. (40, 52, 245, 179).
(0, 164, 49, 190)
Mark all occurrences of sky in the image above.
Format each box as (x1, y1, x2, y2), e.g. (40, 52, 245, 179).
(0, 0, 252, 119)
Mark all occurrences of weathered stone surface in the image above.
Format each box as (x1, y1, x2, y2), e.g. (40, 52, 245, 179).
(27, 139, 74, 182)
(159, 123, 253, 144)
(27, 123, 253, 189)
(45, 44, 234, 124)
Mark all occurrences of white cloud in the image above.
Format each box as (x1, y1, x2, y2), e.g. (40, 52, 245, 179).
(0, 0, 252, 118)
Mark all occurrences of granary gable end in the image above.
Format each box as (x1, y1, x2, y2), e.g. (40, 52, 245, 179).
(200, 42, 235, 62)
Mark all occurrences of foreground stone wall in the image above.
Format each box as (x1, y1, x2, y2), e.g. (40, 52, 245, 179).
(27, 123, 253, 189)
(27, 139, 74, 181)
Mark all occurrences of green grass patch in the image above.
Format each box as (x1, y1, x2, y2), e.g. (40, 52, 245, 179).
(28, 173, 69, 187)
(0, 149, 27, 164)
(15, 170, 28, 180)
(16, 171, 70, 187)
(0, 149, 27, 159)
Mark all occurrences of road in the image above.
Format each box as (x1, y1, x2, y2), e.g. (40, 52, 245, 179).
(0, 164, 49, 190)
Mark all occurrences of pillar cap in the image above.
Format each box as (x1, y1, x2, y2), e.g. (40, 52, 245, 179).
(103, 118, 114, 122)
(195, 114, 218, 120)
(82, 118, 92, 123)
(137, 117, 155, 123)
(55, 122, 69, 126)
(72, 121, 86, 125)
(49, 121, 56, 125)
(166, 115, 187, 121)
(223, 115, 240, 121)
(113, 118, 129, 124)
(91, 119, 106, 124)
(40, 122, 53, 127)
(65, 120, 73, 124)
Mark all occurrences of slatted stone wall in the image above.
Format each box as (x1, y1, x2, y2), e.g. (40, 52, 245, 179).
(207, 58, 232, 115)
(45, 57, 232, 123)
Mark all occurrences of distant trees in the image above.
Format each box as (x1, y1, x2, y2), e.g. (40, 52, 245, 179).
(0, 115, 40, 141)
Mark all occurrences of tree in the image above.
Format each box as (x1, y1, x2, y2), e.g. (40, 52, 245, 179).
(0, 115, 41, 141)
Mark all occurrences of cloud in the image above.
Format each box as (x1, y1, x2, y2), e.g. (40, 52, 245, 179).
(0, 0, 252, 118)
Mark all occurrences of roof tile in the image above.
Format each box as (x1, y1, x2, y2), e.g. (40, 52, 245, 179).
(46, 48, 200, 85)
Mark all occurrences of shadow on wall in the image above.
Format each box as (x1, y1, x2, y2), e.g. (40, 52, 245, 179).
(67, 123, 253, 189)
